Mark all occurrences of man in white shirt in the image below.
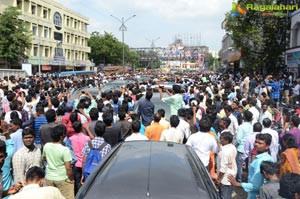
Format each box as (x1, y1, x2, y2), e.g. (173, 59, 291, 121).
(216, 132, 237, 199)
(160, 115, 183, 143)
(259, 102, 272, 124)
(176, 108, 191, 143)
(248, 99, 260, 124)
(125, 120, 148, 141)
(10, 166, 65, 199)
(290, 80, 300, 106)
(224, 105, 238, 136)
(186, 117, 218, 168)
(261, 118, 279, 162)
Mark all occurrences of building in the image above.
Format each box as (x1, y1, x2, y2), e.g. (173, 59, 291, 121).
(286, 8, 300, 78)
(0, 0, 92, 73)
(220, 32, 242, 75)
(131, 47, 163, 69)
(161, 39, 209, 72)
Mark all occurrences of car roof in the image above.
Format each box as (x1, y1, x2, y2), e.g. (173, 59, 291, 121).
(78, 141, 218, 199)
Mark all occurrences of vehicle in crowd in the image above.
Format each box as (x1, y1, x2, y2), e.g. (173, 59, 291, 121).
(101, 80, 133, 93)
(150, 81, 183, 92)
(72, 86, 172, 120)
(59, 70, 96, 77)
(135, 92, 171, 119)
(76, 141, 219, 199)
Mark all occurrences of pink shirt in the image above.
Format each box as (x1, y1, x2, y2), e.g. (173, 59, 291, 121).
(70, 133, 90, 168)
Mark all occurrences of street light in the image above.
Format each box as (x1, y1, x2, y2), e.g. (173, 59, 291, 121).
(37, 37, 41, 75)
(110, 14, 136, 73)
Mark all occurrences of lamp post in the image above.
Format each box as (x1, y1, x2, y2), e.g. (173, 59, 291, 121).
(37, 37, 41, 75)
(110, 14, 136, 74)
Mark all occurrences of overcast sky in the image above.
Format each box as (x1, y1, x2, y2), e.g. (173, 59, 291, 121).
(55, 0, 232, 51)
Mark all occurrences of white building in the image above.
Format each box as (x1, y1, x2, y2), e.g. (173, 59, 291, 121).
(0, 0, 92, 73)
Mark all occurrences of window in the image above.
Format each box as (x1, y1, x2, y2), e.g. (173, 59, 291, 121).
(74, 21, 77, 29)
(32, 25, 37, 36)
(53, 12, 62, 29)
(31, 5, 36, 15)
(67, 35, 70, 43)
(43, 9, 48, 19)
(17, 0, 22, 10)
(44, 28, 48, 38)
(45, 48, 49, 57)
(67, 18, 70, 26)
(33, 46, 38, 56)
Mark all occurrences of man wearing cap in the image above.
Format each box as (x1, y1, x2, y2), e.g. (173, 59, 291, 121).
(159, 85, 183, 116)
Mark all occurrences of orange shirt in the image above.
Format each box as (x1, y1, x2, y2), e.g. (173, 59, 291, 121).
(280, 148, 300, 177)
(145, 122, 166, 141)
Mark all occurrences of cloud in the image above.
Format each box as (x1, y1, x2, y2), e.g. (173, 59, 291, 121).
(131, 0, 229, 19)
(54, 0, 232, 50)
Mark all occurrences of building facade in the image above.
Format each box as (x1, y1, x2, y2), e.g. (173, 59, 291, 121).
(286, 8, 300, 78)
(0, 0, 92, 73)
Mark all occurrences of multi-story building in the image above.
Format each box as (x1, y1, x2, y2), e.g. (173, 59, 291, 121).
(286, 8, 300, 78)
(220, 32, 242, 74)
(0, 0, 92, 73)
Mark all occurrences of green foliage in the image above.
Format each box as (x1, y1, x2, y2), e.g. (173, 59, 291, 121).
(0, 6, 31, 68)
(207, 53, 215, 68)
(88, 31, 140, 67)
(225, 0, 289, 72)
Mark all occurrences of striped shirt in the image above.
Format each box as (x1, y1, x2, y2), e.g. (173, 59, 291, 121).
(12, 146, 42, 183)
(34, 116, 48, 145)
(82, 137, 111, 159)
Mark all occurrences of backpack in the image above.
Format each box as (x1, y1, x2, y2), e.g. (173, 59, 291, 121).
(83, 141, 107, 180)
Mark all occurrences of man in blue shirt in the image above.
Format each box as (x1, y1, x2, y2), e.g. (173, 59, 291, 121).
(137, 91, 154, 127)
(229, 133, 274, 199)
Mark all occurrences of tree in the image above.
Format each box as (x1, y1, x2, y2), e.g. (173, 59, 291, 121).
(0, 6, 31, 68)
(88, 31, 139, 67)
(225, 0, 290, 73)
(207, 53, 215, 69)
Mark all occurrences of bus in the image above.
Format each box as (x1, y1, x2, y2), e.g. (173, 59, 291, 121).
(59, 70, 96, 77)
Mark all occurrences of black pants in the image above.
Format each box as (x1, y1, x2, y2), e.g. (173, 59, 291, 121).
(73, 166, 82, 195)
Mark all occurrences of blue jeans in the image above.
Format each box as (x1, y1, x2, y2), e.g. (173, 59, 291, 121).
(219, 184, 233, 199)
(236, 152, 243, 182)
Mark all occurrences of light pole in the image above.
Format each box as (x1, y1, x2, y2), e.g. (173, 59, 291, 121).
(37, 37, 41, 75)
(110, 14, 136, 73)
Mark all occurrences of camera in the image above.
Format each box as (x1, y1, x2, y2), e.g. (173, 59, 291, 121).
(81, 91, 85, 94)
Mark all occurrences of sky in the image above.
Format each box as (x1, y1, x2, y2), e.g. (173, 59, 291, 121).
(55, 0, 232, 51)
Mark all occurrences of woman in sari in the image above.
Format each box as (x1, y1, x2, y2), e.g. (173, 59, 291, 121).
(280, 134, 300, 177)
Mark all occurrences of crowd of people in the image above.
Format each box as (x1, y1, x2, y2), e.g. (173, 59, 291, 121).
(0, 71, 299, 199)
